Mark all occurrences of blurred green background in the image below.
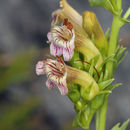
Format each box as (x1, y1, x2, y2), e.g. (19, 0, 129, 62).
(0, 0, 130, 130)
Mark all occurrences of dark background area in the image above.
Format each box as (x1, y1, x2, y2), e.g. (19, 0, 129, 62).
(0, 0, 130, 130)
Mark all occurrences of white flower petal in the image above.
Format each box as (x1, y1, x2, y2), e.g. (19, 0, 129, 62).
(50, 43, 63, 57)
(36, 61, 46, 75)
(63, 48, 74, 61)
(47, 32, 52, 42)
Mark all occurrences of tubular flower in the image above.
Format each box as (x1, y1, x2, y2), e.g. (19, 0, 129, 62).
(47, 19, 75, 61)
(48, 18, 103, 69)
(51, 0, 87, 37)
(36, 57, 99, 100)
(36, 58, 68, 96)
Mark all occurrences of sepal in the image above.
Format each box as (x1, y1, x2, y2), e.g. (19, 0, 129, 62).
(98, 78, 114, 90)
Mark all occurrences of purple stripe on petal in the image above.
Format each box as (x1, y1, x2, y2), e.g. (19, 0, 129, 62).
(56, 46, 63, 56)
(58, 80, 68, 96)
(50, 43, 63, 57)
(46, 79, 55, 90)
(63, 48, 74, 61)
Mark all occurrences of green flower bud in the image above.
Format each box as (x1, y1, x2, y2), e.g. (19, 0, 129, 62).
(82, 11, 108, 55)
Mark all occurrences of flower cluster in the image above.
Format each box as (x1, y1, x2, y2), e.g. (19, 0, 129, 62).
(36, 0, 104, 98)
(36, 0, 122, 129)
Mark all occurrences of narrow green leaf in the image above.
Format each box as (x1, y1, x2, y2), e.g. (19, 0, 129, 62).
(98, 72, 104, 83)
(101, 54, 116, 68)
(105, 27, 110, 40)
(89, 60, 94, 76)
(111, 119, 130, 130)
(115, 46, 126, 62)
(117, 51, 127, 66)
(98, 78, 114, 90)
(98, 90, 111, 95)
(106, 83, 122, 91)
(88, 0, 115, 13)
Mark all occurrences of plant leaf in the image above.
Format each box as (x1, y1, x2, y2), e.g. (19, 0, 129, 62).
(106, 83, 122, 91)
(111, 119, 130, 130)
(88, 0, 115, 13)
(98, 78, 114, 90)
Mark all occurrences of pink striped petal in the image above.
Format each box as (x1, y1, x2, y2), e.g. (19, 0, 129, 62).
(36, 61, 46, 75)
(58, 80, 68, 96)
(63, 48, 74, 61)
(50, 43, 63, 57)
(47, 32, 52, 42)
(46, 79, 55, 90)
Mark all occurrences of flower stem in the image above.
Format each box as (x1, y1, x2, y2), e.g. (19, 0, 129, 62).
(97, 12, 122, 130)
(96, 110, 100, 130)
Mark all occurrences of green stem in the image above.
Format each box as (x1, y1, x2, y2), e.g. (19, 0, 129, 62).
(96, 110, 100, 130)
(105, 16, 121, 77)
(97, 13, 122, 130)
(116, 0, 122, 10)
(98, 96, 108, 130)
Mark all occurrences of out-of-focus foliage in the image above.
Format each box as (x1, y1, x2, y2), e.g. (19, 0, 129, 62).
(0, 98, 40, 130)
(0, 47, 42, 130)
(0, 47, 39, 91)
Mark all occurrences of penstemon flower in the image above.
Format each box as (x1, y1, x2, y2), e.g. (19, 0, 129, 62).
(36, 57, 99, 100)
(36, 57, 68, 95)
(47, 19, 75, 61)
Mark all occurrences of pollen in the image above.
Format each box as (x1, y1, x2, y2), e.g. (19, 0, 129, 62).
(63, 18, 73, 31)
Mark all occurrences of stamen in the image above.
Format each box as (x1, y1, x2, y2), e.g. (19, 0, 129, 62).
(63, 18, 73, 31)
